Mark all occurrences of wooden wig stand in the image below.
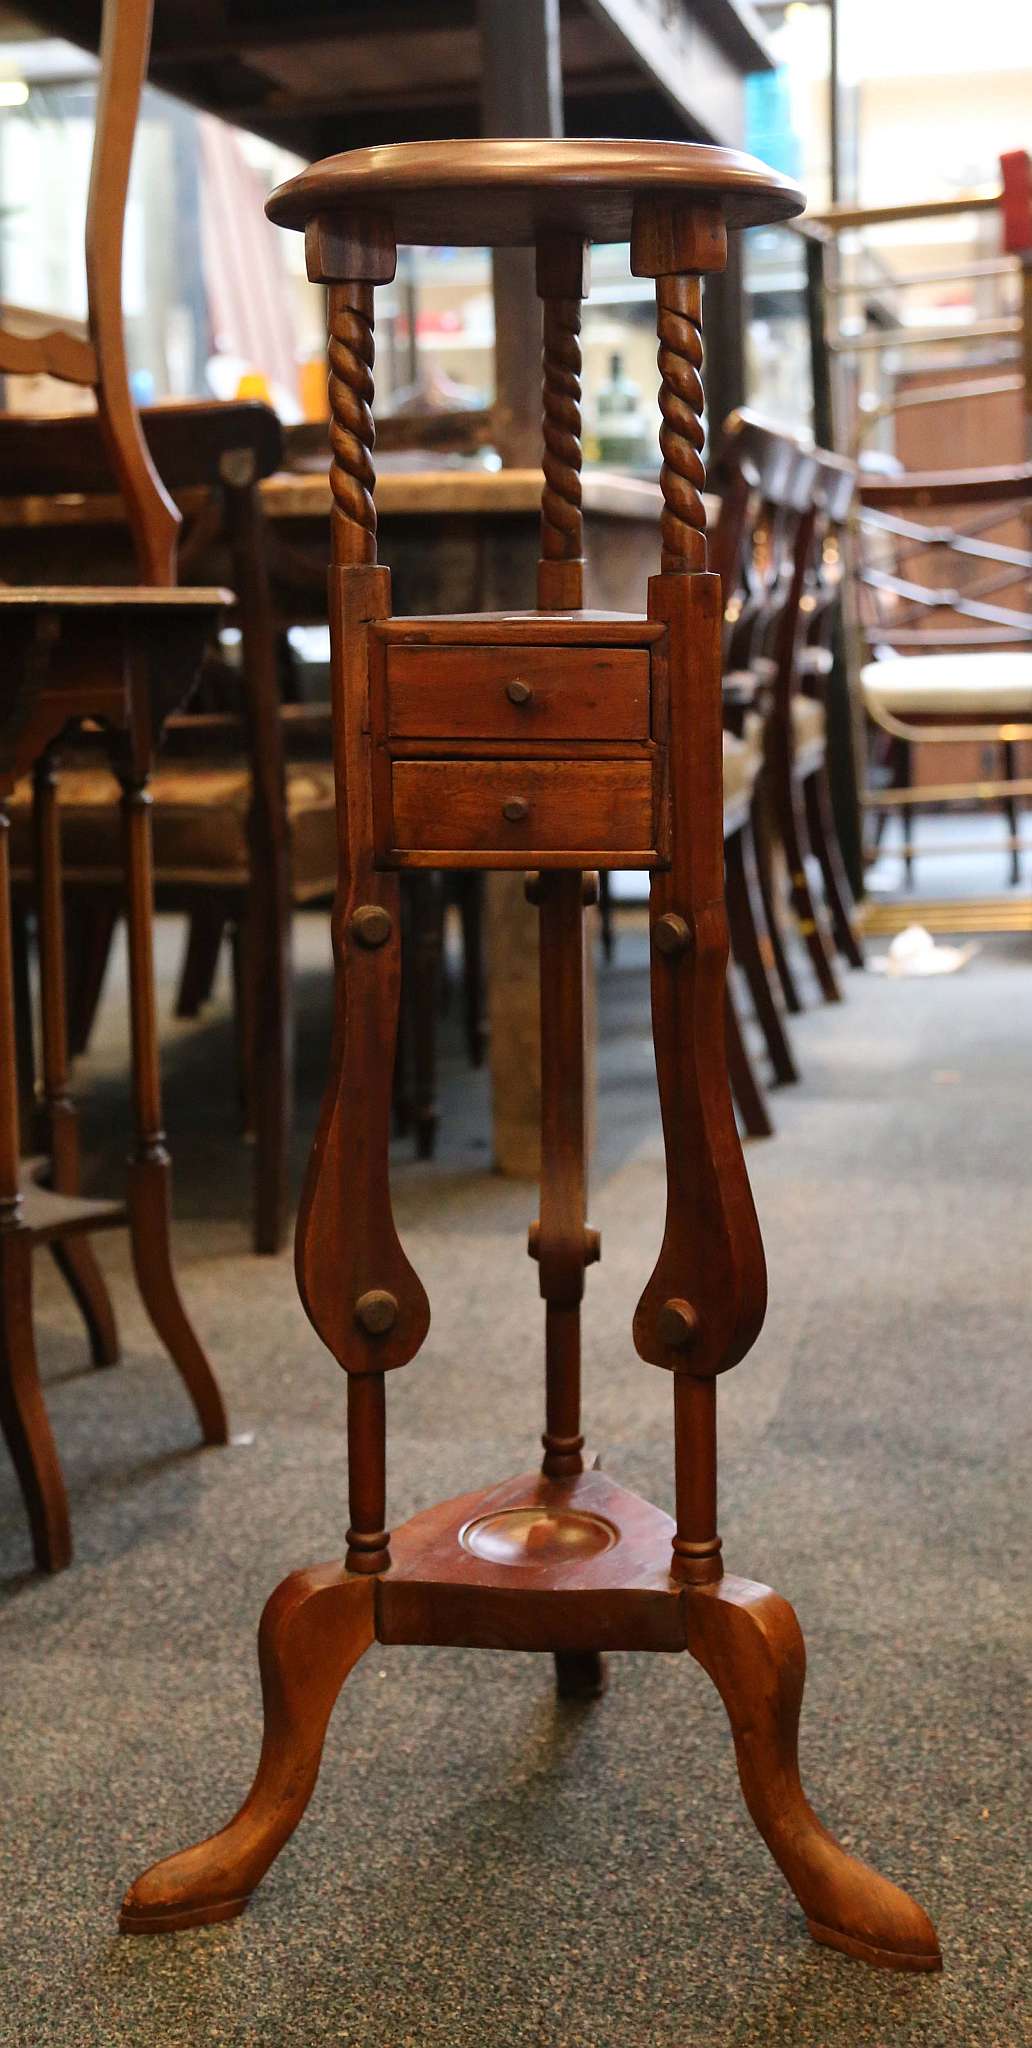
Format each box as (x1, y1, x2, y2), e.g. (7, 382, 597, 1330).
(122, 142, 940, 1974)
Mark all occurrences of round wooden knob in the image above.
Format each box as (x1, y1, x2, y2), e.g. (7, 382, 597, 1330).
(658, 1297, 699, 1350)
(502, 797, 530, 823)
(506, 678, 533, 705)
(354, 1288, 399, 1335)
(652, 913, 692, 957)
(351, 904, 393, 949)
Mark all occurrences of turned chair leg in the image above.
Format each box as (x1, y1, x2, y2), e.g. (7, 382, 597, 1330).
(683, 1577, 942, 1973)
(724, 983, 774, 1139)
(456, 871, 487, 1068)
(174, 908, 225, 1019)
(33, 752, 119, 1367)
(753, 788, 802, 1015)
(121, 1566, 375, 1932)
(120, 776, 228, 1445)
(0, 1228, 71, 1571)
(66, 897, 118, 1058)
(773, 753, 842, 1005)
(1002, 738, 1021, 888)
(803, 766, 863, 970)
(50, 1239, 119, 1368)
(725, 821, 798, 1086)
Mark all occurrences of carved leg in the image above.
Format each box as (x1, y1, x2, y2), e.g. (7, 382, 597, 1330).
(804, 766, 864, 970)
(120, 1566, 375, 1933)
(725, 983, 773, 1139)
(683, 1577, 942, 1973)
(725, 821, 798, 1086)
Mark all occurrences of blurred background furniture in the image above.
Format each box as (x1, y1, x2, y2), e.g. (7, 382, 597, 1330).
(0, 0, 228, 1573)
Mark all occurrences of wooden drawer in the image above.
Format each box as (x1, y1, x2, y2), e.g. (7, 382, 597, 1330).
(384, 644, 650, 742)
(388, 758, 657, 864)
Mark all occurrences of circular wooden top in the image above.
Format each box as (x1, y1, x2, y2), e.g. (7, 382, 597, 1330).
(266, 138, 804, 245)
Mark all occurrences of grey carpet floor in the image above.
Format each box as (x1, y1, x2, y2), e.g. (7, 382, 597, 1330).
(0, 913, 1029, 2048)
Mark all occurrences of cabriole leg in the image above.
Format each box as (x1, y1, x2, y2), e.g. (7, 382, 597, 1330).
(121, 1567, 375, 1932)
(683, 1577, 942, 1972)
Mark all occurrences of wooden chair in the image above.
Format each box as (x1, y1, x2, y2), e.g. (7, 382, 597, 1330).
(0, 0, 228, 1571)
(2, 399, 338, 1256)
(857, 465, 1032, 882)
(711, 412, 860, 1010)
(121, 137, 939, 1978)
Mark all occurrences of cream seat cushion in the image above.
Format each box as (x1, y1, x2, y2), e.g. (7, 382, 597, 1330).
(861, 651, 1032, 721)
(791, 694, 826, 762)
(9, 759, 338, 903)
(722, 721, 762, 828)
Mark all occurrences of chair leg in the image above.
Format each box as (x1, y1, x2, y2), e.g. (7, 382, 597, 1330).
(725, 981, 773, 1139)
(66, 898, 118, 1058)
(1002, 739, 1021, 887)
(119, 775, 228, 1444)
(33, 753, 120, 1368)
(725, 821, 798, 1087)
(399, 872, 443, 1160)
(174, 908, 225, 1019)
(804, 765, 864, 969)
(0, 1231, 71, 1571)
(753, 786, 802, 1015)
(11, 904, 37, 1147)
(456, 871, 487, 1068)
(247, 883, 293, 1258)
(597, 870, 614, 963)
(230, 918, 256, 1138)
(771, 741, 842, 1005)
(895, 739, 914, 887)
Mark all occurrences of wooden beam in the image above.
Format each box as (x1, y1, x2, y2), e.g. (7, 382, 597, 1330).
(579, 0, 764, 145)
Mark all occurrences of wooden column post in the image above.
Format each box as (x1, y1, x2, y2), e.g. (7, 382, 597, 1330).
(630, 199, 767, 1585)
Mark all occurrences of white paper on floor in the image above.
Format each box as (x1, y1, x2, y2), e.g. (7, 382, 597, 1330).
(869, 923, 979, 977)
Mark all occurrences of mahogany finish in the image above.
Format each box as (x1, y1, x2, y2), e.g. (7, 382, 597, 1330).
(123, 140, 939, 1978)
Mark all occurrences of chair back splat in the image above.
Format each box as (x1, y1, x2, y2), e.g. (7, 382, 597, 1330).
(0, 0, 177, 584)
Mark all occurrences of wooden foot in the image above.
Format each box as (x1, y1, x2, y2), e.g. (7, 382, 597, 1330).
(49, 1235, 120, 1367)
(127, 1154, 228, 1445)
(554, 1649, 607, 1699)
(684, 1576, 942, 1973)
(0, 1231, 71, 1571)
(120, 1566, 375, 1933)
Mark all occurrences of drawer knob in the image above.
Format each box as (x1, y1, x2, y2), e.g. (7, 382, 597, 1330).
(506, 678, 533, 705)
(502, 796, 530, 823)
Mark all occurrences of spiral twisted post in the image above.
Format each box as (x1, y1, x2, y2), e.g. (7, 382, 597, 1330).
(656, 273, 707, 574)
(328, 283, 377, 566)
(536, 234, 588, 611)
(541, 295, 583, 563)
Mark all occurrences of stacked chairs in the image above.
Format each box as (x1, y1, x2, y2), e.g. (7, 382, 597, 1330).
(710, 412, 863, 1101)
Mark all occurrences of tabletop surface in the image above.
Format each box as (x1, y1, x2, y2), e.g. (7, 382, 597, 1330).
(267, 138, 804, 246)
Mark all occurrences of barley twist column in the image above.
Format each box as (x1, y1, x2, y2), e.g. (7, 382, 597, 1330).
(656, 273, 707, 574)
(328, 284, 377, 566)
(537, 233, 589, 611)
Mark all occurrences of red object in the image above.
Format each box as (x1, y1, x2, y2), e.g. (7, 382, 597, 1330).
(1000, 150, 1032, 256)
